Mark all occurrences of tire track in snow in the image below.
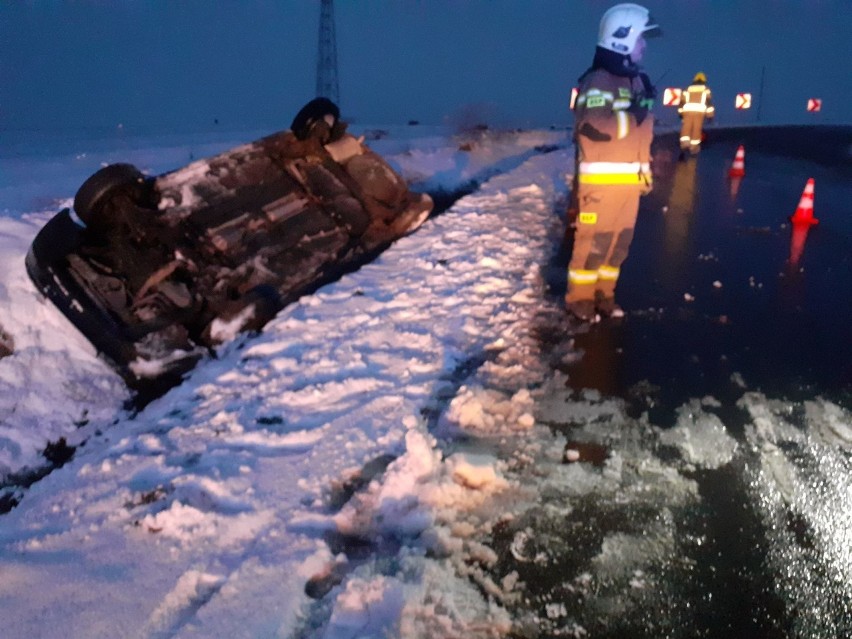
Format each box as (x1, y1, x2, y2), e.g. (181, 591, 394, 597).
(287, 148, 572, 637)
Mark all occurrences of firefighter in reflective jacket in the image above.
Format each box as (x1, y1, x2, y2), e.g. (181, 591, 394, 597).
(567, 3, 660, 321)
(678, 72, 714, 156)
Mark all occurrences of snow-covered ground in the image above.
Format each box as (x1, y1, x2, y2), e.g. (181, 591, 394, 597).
(2, 124, 851, 638)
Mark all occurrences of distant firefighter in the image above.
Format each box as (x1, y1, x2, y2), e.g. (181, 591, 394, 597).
(678, 72, 714, 156)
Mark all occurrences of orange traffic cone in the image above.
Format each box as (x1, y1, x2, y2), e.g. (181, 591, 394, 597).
(729, 145, 745, 178)
(790, 178, 818, 225)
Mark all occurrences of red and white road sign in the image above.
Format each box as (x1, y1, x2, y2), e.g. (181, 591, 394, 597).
(807, 98, 822, 112)
(570, 87, 578, 110)
(663, 88, 682, 106)
(735, 93, 752, 110)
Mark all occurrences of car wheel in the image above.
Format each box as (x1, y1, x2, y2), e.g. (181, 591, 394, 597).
(290, 97, 341, 143)
(74, 163, 149, 226)
(241, 284, 282, 331)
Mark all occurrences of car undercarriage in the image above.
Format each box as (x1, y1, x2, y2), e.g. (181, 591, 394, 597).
(26, 99, 433, 399)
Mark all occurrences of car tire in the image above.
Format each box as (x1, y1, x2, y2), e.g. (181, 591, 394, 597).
(290, 97, 341, 143)
(242, 284, 282, 331)
(74, 163, 149, 226)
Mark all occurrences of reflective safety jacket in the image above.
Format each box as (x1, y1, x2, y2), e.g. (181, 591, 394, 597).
(573, 68, 654, 187)
(678, 83, 715, 117)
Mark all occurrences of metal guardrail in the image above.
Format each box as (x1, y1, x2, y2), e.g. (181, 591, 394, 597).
(654, 123, 852, 167)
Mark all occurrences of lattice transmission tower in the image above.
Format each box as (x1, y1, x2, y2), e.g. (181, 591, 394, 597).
(316, 0, 340, 105)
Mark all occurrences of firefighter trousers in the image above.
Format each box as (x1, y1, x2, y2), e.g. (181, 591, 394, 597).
(679, 112, 706, 154)
(566, 184, 641, 304)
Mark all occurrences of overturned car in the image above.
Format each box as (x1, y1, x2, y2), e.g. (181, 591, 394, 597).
(26, 99, 433, 398)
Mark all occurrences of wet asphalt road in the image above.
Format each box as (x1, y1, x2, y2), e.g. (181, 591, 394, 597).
(561, 126, 852, 426)
(494, 126, 852, 638)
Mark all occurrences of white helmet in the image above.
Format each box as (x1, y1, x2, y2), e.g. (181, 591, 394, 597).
(598, 3, 661, 55)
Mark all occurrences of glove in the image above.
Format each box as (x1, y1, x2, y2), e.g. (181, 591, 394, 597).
(578, 121, 611, 142)
(638, 73, 657, 101)
(627, 73, 657, 126)
(628, 72, 657, 126)
(639, 169, 653, 195)
(627, 98, 649, 126)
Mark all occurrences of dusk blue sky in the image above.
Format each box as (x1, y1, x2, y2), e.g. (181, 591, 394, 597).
(2, 1, 850, 134)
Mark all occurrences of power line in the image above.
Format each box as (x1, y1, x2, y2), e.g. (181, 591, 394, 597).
(316, 0, 339, 105)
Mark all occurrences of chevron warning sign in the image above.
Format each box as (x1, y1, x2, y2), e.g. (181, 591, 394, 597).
(663, 88, 682, 106)
(735, 93, 752, 110)
(807, 98, 822, 112)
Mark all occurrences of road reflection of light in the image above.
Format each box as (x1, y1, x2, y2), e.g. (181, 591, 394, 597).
(744, 395, 852, 636)
(729, 176, 742, 199)
(661, 158, 699, 282)
(787, 222, 813, 268)
(568, 324, 623, 397)
(780, 222, 814, 308)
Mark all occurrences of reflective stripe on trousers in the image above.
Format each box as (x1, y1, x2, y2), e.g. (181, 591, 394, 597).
(680, 112, 706, 150)
(568, 265, 621, 285)
(565, 185, 641, 304)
